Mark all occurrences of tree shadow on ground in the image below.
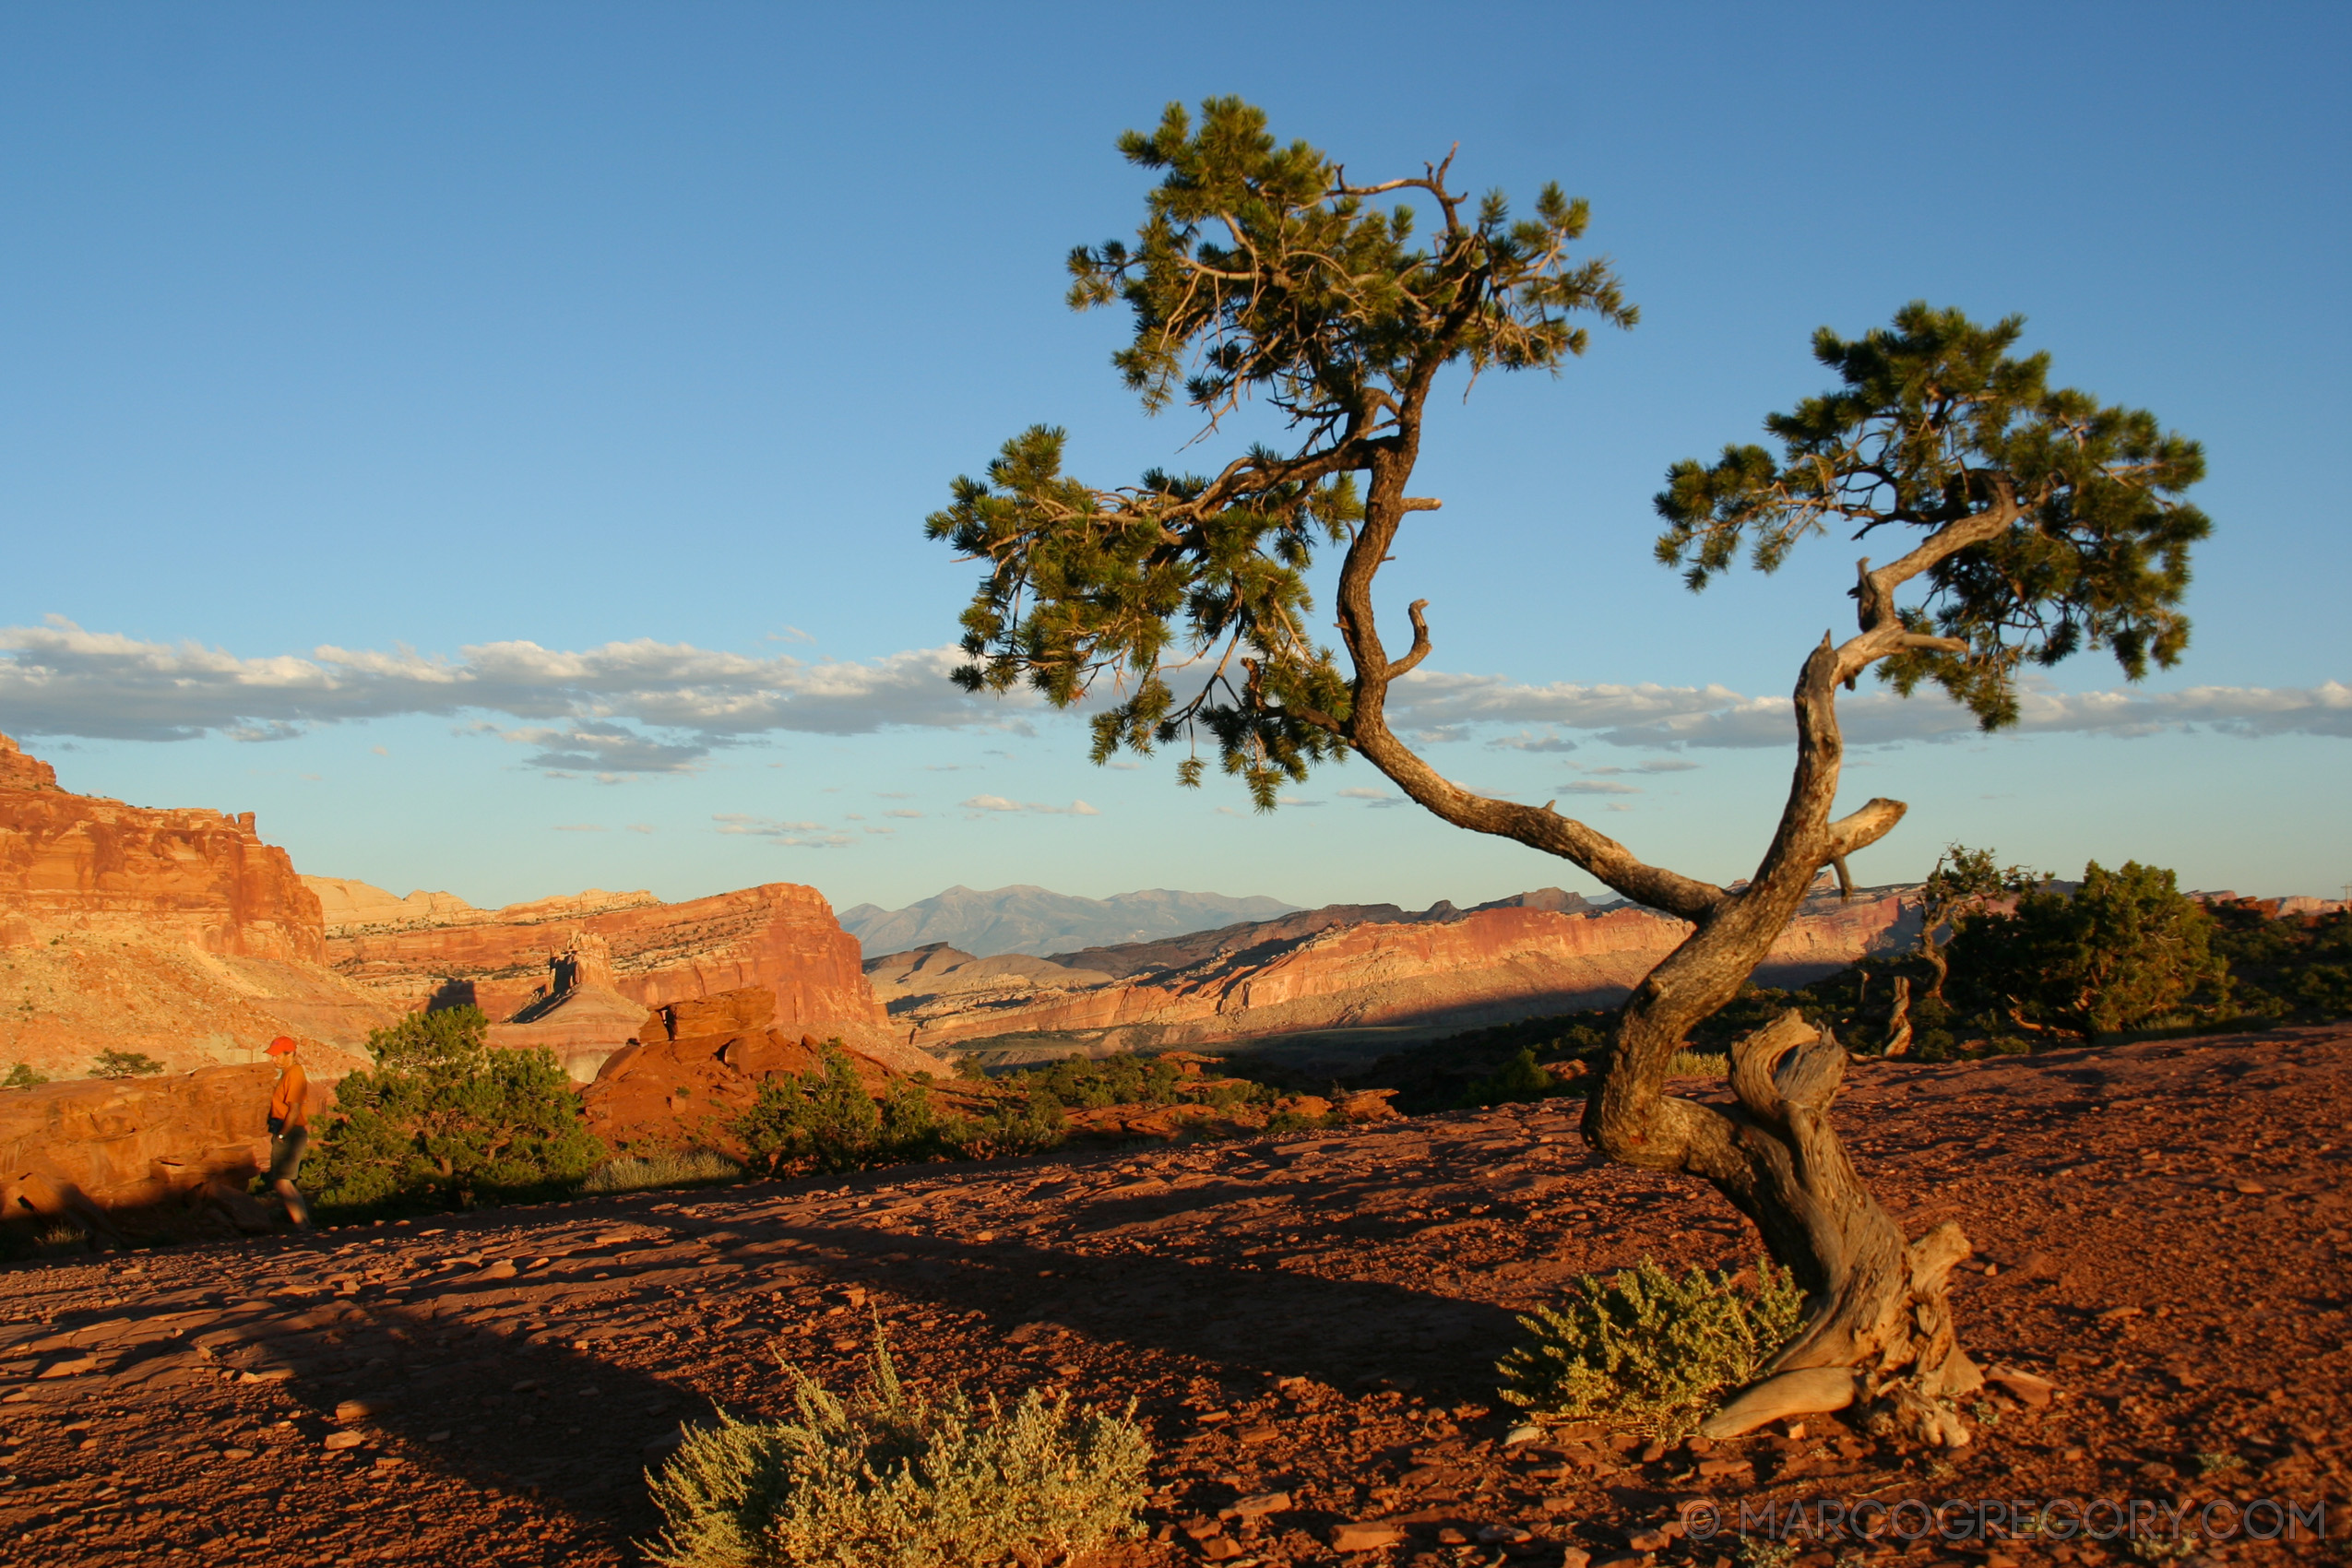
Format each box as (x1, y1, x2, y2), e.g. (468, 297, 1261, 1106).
(124, 1182, 1526, 1554)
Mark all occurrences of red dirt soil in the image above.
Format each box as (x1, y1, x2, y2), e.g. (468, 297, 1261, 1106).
(1, 1025, 2344, 1567)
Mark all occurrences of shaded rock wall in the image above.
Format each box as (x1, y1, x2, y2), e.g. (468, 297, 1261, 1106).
(895, 892, 1917, 1056)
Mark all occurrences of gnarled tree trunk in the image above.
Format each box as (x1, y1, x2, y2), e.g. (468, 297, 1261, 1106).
(1313, 386, 2018, 1453)
(1576, 620, 1985, 1446)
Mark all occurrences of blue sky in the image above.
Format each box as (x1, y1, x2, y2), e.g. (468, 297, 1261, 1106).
(3, 2, 2346, 913)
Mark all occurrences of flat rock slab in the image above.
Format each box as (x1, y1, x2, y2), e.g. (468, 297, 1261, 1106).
(0, 1025, 2346, 1566)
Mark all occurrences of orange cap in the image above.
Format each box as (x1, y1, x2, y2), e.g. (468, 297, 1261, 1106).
(266, 1036, 299, 1055)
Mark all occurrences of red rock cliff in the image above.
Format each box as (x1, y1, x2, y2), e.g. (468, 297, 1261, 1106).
(320, 879, 897, 1057)
(0, 733, 323, 963)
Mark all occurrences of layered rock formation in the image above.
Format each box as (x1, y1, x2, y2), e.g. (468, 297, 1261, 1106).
(873, 885, 1918, 1063)
(0, 735, 398, 1077)
(316, 876, 916, 1069)
(487, 930, 672, 1083)
(0, 733, 324, 963)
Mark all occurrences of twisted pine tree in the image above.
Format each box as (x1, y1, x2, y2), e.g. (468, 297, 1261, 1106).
(926, 97, 2209, 1443)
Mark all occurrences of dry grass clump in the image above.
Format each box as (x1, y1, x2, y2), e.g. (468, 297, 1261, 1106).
(582, 1149, 746, 1194)
(644, 1330, 1151, 1568)
(1498, 1257, 1805, 1434)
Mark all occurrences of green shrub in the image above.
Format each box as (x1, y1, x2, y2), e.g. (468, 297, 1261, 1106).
(1497, 1257, 1805, 1434)
(1012, 1051, 1185, 1110)
(584, 1149, 746, 1194)
(89, 1049, 164, 1079)
(938, 1095, 1066, 1159)
(2, 1062, 48, 1089)
(735, 1045, 887, 1176)
(644, 1330, 1151, 1568)
(2208, 903, 2352, 1021)
(306, 1005, 606, 1216)
(1459, 1046, 1582, 1107)
(1948, 860, 2227, 1038)
(734, 1045, 1073, 1176)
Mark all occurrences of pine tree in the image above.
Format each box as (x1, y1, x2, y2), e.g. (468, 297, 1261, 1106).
(927, 99, 2210, 1444)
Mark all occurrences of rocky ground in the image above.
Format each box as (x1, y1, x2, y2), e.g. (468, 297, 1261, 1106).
(1, 1025, 2346, 1568)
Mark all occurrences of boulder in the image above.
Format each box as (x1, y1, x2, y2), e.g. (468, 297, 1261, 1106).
(0, 1063, 292, 1241)
(581, 987, 911, 1155)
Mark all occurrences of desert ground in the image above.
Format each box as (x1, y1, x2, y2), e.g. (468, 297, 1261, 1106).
(2, 1026, 2345, 1568)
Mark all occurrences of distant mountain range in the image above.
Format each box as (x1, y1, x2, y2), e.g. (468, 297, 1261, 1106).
(835, 885, 1302, 957)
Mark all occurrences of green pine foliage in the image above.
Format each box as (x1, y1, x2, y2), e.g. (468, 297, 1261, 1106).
(734, 1045, 891, 1177)
(3, 1062, 49, 1089)
(1656, 304, 2209, 730)
(88, 1050, 165, 1079)
(927, 97, 1634, 809)
(1497, 1258, 1806, 1434)
(306, 1005, 606, 1216)
(643, 1329, 1152, 1568)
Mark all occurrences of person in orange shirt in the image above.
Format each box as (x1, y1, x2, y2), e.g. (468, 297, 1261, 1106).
(264, 1036, 313, 1228)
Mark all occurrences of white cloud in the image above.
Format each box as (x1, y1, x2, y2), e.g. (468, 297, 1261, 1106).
(0, 620, 1035, 766)
(1488, 731, 1581, 754)
(8, 617, 2337, 778)
(1386, 665, 2352, 750)
(961, 795, 1101, 816)
(494, 722, 711, 775)
(1336, 786, 1410, 809)
(714, 814, 829, 835)
(1558, 780, 1640, 795)
(552, 823, 605, 832)
(884, 808, 924, 819)
(1390, 670, 1744, 730)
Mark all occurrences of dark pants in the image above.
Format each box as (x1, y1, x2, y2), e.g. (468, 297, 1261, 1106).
(268, 1128, 311, 1227)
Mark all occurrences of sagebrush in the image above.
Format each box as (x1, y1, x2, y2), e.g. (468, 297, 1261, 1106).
(1497, 1257, 1805, 1433)
(644, 1330, 1151, 1568)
